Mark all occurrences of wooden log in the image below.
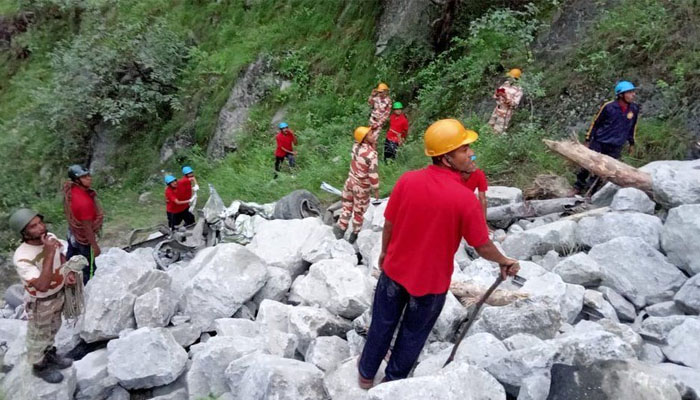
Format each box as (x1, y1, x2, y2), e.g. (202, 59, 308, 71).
(543, 139, 652, 194)
(486, 197, 586, 222)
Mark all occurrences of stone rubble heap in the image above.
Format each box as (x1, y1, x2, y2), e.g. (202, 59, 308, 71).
(0, 160, 699, 399)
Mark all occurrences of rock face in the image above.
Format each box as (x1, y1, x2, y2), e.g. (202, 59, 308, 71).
(74, 349, 118, 400)
(663, 318, 700, 369)
(487, 186, 523, 207)
(610, 187, 656, 214)
(588, 237, 687, 308)
(652, 164, 700, 208)
(181, 243, 268, 331)
(225, 353, 328, 400)
(576, 212, 663, 249)
(501, 220, 577, 259)
(674, 274, 700, 314)
(470, 299, 562, 340)
(662, 204, 700, 276)
(482, 342, 557, 396)
(552, 252, 604, 287)
(134, 287, 177, 328)
(323, 356, 385, 400)
(107, 328, 187, 390)
(289, 259, 373, 319)
(374, 0, 437, 55)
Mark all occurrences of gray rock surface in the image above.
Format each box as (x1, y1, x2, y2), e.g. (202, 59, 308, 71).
(502, 333, 545, 351)
(323, 356, 385, 400)
(252, 266, 292, 306)
(2, 360, 77, 400)
(414, 333, 507, 377)
(583, 290, 619, 322)
(301, 233, 357, 266)
(502, 220, 578, 260)
(639, 343, 665, 364)
(663, 318, 700, 368)
(662, 204, 700, 276)
(484, 342, 557, 396)
(576, 212, 663, 249)
(487, 186, 524, 207)
(610, 187, 656, 214)
(552, 330, 636, 366)
(674, 274, 700, 314)
(656, 363, 700, 399)
(652, 164, 700, 208)
(356, 229, 382, 272)
(75, 348, 118, 400)
(517, 373, 551, 400)
(470, 299, 562, 340)
(520, 272, 585, 323)
(552, 253, 604, 287)
(107, 327, 187, 390)
(134, 287, 177, 328)
(639, 316, 699, 343)
(304, 335, 350, 372)
(374, 0, 437, 55)
(644, 301, 684, 317)
(430, 291, 468, 342)
(214, 318, 298, 358)
(106, 386, 130, 400)
(597, 286, 637, 322)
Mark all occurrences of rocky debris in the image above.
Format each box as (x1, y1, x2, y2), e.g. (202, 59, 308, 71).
(367, 363, 506, 400)
(414, 333, 508, 377)
(74, 348, 118, 400)
(487, 186, 523, 207)
(0, 318, 27, 367)
(502, 333, 544, 351)
(324, 356, 385, 400)
(610, 187, 656, 214)
(2, 360, 77, 400)
(520, 271, 585, 323)
(181, 243, 268, 331)
(552, 253, 604, 287)
(547, 360, 683, 400)
(588, 237, 687, 308)
(674, 274, 700, 314)
(656, 363, 700, 399)
(214, 318, 298, 358)
(289, 259, 373, 319)
(501, 220, 577, 260)
(134, 287, 177, 328)
(305, 336, 350, 372)
(652, 164, 700, 208)
(517, 373, 551, 400)
(107, 327, 187, 390)
(662, 319, 700, 369)
(583, 290, 619, 322)
(430, 291, 468, 342)
(576, 212, 663, 249)
(470, 299, 562, 340)
(225, 352, 328, 400)
(638, 316, 699, 343)
(639, 343, 666, 364)
(552, 329, 636, 366)
(662, 204, 700, 276)
(597, 286, 637, 322)
(574, 319, 643, 355)
(483, 342, 557, 396)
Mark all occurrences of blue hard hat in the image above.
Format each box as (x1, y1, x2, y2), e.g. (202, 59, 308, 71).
(279, 122, 289, 129)
(614, 81, 636, 96)
(164, 175, 177, 185)
(182, 166, 194, 175)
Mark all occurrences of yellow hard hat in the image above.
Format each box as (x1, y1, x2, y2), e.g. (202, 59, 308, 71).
(354, 126, 371, 143)
(377, 83, 389, 92)
(424, 119, 478, 157)
(507, 68, 522, 79)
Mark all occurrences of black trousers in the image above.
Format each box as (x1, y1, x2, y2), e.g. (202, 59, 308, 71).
(574, 140, 623, 191)
(384, 140, 399, 161)
(67, 236, 96, 285)
(167, 210, 195, 229)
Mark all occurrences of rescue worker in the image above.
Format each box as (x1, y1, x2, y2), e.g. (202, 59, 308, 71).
(177, 166, 199, 213)
(164, 175, 194, 229)
(384, 101, 409, 161)
(573, 80, 640, 194)
(368, 83, 393, 143)
(488, 68, 523, 134)
(63, 165, 103, 285)
(461, 148, 488, 218)
(333, 126, 380, 244)
(357, 119, 519, 389)
(9, 209, 77, 383)
(274, 122, 298, 177)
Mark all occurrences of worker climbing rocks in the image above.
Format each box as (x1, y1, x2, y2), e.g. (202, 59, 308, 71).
(63, 165, 103, 285)
(9, 209, 77, 383)
(333, 126, 380, 244)
(357, 119, 519, 389)
(274, 122, 298, 178)
(573, 80, 640, 194)
(384, 101, 409, 161)
(461, 148, 488, 218)
(368, 83, 393, 143)
(177, 166, 199, 213)
(164, 175, 195, 229)
(488, 68, 523, 134)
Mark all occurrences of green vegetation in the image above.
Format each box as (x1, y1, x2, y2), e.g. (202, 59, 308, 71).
(0, 0, 697, 247)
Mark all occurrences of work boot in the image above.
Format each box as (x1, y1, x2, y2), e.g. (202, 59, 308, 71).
(46, 347, 73, 369)
(332, 225, 346, 240)
(348, 232, 359, 244)
(32, 358, 64, 384)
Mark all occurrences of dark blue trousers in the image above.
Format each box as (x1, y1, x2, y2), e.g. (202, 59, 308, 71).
(574, 140, 623, 191)
(359, 273, 446, 381)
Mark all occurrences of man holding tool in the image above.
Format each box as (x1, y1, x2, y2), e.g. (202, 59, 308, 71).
(357, 119, 519, 389)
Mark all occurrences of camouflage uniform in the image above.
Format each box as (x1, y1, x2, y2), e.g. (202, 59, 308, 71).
(488, 81, 523, 134)
(338, 142, 380, 233)
(368, 93, 393, 142)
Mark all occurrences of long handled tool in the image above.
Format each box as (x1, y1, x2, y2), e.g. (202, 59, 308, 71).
(443, 274, 526, 367)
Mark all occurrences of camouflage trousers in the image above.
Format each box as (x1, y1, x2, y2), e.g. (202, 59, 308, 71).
(26, 291, 64, 365)
(338, 178, 371, 234)
(488, 106, 514, 134)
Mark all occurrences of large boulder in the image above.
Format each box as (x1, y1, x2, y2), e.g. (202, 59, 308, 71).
(107, 328, 187, 390)
(225, 353, 328, 399)
(252, 266, 292, 305)
(214, 318, 298, 358)
(520, 272, 585, 323)
(656, 363, 700, 399)
(2, 360, 77, 400)
(289, 259, 373, 319)
(552, 253, 604, 287)
(588, 237, 687, 308)
(652, 163, 700, 208)
(74, 349, 118, 400)
(583, 290, 619, 322)
(547, 360, 683, 400)
(304, 336, 350, 372)
(248, 217, 326, 278)
(483, 342, 557, 396)
(181, 243, 268, 331)
(301, 233, 357, 266)
(367, 363, 506, 400)
(487, 186, 523, 207)
(414, 333, 508, 377)
(323, 356, 385, 400)
(662, 204, 700, 276)
(551, 330, 636, 366)
(470, 299, 562, 340)
(597, 286, 637, 322)
(0, 319, 27, 367)
(662, 318, 700, 369)
(430, 291, 469, 342)
(356, 229, 382, 272)
(576, 212, 663, 249)
(134, 287, 178, 328)
(573, 319, 642, 355)
(646, 301, 684, 317)
(610, 187, 656, 214)
(674, 274, 700, 314)
(501, 220, 577, 260)
(638, 316, 699, 343)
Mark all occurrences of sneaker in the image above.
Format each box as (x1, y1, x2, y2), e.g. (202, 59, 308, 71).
(332, 225, 346, 240)
(32, 359, 63, 384)
(46, 347, 73, 369)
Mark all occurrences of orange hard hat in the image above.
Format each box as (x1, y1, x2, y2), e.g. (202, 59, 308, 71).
(377, 83, 389, 92)
(507, 68, 522, 79)
(424, 119, 478, 157)
(354, 126, 371, 143)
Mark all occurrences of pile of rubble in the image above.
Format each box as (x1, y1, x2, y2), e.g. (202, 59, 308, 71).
(0, 159, 698, 400)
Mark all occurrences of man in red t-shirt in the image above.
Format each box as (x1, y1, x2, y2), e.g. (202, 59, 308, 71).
(177, 165, 199, 214)
(461, 148, 488, 218)
(357, 119, 519, 389)
(164, 175, 194, 229)
(274, 122, 298, 178)
(384, 102, 409, 161)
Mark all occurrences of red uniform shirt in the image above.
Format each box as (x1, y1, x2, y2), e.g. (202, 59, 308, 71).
(383, 165, 490, 296)
(463, 168, 488, 193)
(70, 185, 97, 221)
(165, 186, 188, 213)
(386, 113, 409, 143)
(176, 176, 193, 201)
(275, 130, 296, 157)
